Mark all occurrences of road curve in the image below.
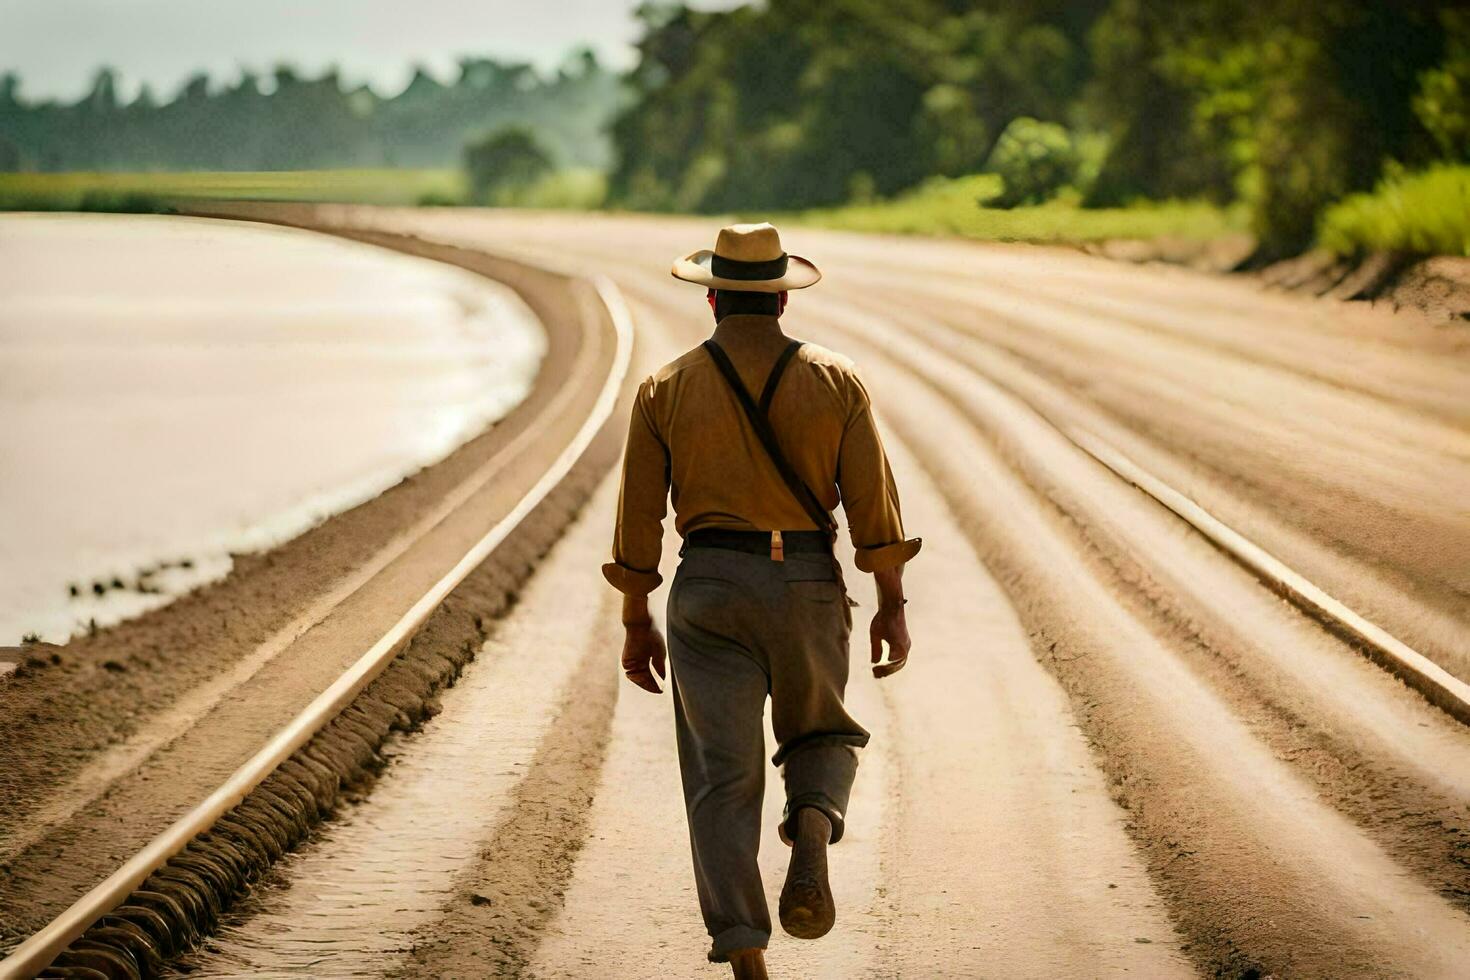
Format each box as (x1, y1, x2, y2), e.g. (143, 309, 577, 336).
(152, 206, 1470, 980)
(0, 227, 629, 976)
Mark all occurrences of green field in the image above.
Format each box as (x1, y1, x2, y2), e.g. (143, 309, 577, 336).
(0, 169, 1244, 248)
(779, 174, 1245, 245)
(0, 168, 615, 213)
(466, 169, 608, 210)
(0, 169, 466, 211)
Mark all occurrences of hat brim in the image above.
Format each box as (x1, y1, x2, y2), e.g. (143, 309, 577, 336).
(671, 250, 821, 292)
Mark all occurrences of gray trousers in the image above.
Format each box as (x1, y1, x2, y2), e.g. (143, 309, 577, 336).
(666, 545, 869, 962)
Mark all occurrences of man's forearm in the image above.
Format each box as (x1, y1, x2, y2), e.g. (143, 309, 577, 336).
(874, 565, 906, 608)
(622, 594, 652, 627)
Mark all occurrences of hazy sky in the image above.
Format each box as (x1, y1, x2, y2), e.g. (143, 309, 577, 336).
(2, 0, 744, 101)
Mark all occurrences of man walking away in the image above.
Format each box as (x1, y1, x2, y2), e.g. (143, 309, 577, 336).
(604, 223, 919, 979)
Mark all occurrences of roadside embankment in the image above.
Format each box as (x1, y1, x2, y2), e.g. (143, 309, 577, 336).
(1095, 165, 1470, 325)
(1084, 238, 1470, 326)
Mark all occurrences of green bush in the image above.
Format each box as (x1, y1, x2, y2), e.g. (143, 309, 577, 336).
(1318, 164, 1470, 256)
(499, 169, 607, 209)
(463, 127, 555, 204)
(416, 190, 462, 207)
(984, 118, 1081, 208)
(1414, 10, 1470, 160)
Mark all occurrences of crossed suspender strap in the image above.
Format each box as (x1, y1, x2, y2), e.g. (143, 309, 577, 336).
(702, 339, 838, 538)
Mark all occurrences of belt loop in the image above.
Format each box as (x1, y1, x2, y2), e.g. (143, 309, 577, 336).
(770, 530, 784, 562)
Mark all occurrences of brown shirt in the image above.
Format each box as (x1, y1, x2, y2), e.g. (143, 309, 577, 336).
(602, 314, 921, 596)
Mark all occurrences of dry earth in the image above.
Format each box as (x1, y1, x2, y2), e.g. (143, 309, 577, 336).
(5, 206, 1469, 979)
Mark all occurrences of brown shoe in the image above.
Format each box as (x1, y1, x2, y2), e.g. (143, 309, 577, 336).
(728, 947, 769, 979)
(778, 807, 835, 939)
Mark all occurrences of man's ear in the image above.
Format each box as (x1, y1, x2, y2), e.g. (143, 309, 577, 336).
(707, 289, 718, 318)
(779, 290, 789, 315)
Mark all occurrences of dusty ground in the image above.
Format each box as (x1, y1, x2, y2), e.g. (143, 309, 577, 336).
(162, 209, 1469, 979)
(5, 208, 1468, 979)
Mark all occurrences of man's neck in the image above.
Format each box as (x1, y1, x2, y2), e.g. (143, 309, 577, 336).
(712, 313, 786, 346)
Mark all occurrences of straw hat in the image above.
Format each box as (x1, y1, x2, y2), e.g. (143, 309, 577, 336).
(671, 222, 821, 293)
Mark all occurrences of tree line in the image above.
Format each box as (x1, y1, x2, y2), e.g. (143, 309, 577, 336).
(3, 3, 1466, 254)
(0, 49, 622, 175)
(608, 0, 1470, 254)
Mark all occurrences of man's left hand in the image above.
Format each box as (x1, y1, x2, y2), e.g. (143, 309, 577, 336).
(621, 620, 668, 694)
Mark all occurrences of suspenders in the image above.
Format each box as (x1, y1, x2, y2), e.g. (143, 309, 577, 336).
(702, 339, 838, 560)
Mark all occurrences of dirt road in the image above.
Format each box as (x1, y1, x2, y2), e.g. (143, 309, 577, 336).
(11, 209, 1470, 979)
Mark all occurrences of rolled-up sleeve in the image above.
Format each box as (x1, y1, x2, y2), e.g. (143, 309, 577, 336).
(602, 378, 670, 596)
(836, 373, 921, 573)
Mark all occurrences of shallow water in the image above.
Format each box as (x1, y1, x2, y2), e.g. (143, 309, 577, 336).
(0, 213, 545, 643)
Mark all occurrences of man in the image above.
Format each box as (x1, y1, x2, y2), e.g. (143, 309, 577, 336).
(604, 223, 919, 980)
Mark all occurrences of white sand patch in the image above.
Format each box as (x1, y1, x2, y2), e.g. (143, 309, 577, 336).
(0, 213, 545, 643)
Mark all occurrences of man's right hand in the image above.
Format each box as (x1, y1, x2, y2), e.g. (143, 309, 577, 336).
(870, 564, 911, 679)
(870, 602, 911, 679)
(621, 620, 668, 693)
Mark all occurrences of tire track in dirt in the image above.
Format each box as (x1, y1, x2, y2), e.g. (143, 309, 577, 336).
(547, 257, 1470, 977)
(517, 290, 1187, 979)
(798, 299, 1470, 978)
(169, 477, 625, 978)
(166, 293, 682, 979)
(214, 209, 1470, 977)
(391, 601, 621, 979)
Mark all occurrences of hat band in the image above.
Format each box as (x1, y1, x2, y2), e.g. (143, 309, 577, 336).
(711, 252, 789, 281)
